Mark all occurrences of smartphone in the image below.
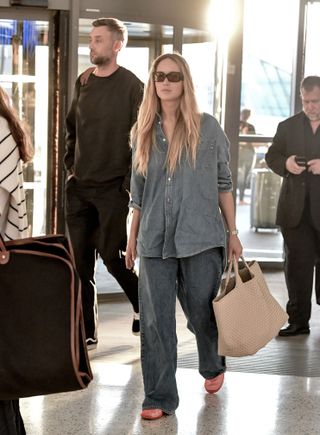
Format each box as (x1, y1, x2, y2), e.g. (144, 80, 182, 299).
(295, 156, 308, 167)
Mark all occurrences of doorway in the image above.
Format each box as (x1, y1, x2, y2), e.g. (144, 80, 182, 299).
(0, 8, 68, 235)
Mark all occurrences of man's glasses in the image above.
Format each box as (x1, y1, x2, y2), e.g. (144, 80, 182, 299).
(153, 71, 184, 83)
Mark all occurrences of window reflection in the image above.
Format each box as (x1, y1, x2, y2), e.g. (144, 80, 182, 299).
(0, 19, 49, 236)
(236, 139, 283, 261)
(241, 0, 299, 136)
(237, 0, 300, 262)
(304, 1, 320, 76)
(182, 29, 217, 115)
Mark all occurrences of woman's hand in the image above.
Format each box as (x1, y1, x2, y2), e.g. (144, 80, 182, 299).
(227, 234, 243, 262)
(125, 237, 137, 270)
(125, 208, 141, 270)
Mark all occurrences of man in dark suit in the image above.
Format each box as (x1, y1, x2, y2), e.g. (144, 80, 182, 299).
(266, 76, 320, 336)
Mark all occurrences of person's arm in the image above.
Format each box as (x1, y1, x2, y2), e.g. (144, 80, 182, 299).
(125, 144, 145, 268)
(265, 121, 306, 177)
(125, 208, 140, 269)
(64, 79, 81, 177)
(122, 82, 144, 193)
(218, 192, 243, 262)
(0, 186, 9, 234)
(212, 119, 242, 261)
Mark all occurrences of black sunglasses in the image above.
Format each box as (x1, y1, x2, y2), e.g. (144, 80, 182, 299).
(153, 71, 184, 83)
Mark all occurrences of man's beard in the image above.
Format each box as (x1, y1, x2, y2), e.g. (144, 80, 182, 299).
(306, 112, 320, 122)
(90, 54, 111, 66)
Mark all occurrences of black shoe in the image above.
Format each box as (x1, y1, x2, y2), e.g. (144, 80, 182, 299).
(132, 313, 140, 336)
(278, 325, 310, 337)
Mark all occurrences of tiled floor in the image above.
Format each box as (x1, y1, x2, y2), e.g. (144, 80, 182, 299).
(20, 269, 320, 435)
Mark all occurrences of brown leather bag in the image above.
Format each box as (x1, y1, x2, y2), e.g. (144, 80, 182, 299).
(0, 234, 92, 399)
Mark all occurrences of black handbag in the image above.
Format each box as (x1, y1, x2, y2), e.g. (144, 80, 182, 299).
(0, 234, 93, 400)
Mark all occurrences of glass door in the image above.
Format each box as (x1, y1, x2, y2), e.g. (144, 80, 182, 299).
(236, 0, 300, 262)
(0, 16, 49, 236)
(304, 1, 320, 76)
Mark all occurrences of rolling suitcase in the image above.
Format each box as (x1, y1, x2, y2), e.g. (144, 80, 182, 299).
(0, 234, 93, 400)
(250, 168, 282, 231)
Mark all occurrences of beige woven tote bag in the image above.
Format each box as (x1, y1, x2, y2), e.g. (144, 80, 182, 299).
(213, 256, 288, 357)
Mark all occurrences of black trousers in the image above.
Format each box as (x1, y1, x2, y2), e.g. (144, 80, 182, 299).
(281, 207, 320, 328)
(0, 400, 25, 435)
(65, 177, 139, 339)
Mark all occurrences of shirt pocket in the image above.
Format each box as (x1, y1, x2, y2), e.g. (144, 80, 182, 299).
(196, 139, 216, 169)
(194, 139, 217, 200)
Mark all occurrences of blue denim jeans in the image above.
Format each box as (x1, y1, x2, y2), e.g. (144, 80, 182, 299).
(139, 248, 226, 414)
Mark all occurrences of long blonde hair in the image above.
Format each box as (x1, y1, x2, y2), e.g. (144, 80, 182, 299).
(131, 53, 200, 175)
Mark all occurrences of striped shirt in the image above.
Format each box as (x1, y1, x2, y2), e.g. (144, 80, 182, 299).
(0, 116, 29, 240)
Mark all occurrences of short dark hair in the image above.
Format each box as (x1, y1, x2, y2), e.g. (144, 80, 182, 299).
(300, 76, 320, 92)
(92, 17, 128, 46)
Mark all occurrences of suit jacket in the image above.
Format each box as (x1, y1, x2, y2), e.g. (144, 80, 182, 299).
(265, 111, 320, 230)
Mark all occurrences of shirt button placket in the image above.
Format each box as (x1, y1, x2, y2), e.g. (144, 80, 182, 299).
(163, 171, 173, 258)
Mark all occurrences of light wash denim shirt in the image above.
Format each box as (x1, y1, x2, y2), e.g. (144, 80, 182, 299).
(130, 112, 233, 259)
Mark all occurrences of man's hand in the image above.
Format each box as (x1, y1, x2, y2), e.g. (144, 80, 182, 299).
(307, 159, 320, 175)
(285, 155, 307, 175)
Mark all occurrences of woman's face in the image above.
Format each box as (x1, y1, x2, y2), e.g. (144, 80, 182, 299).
(154, 58, 184, 104)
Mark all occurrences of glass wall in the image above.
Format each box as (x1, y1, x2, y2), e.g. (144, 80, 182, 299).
(304, 1, 320, 76)
(0, 18, 49, 236)
(236, 0, 300, 262)
(240, 0, 300, 136)
(182, 28, 217, 115)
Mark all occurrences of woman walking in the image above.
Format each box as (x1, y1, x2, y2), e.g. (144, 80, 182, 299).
(126, 53, 242, 420)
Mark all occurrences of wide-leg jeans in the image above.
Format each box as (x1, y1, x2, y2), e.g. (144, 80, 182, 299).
(139, 248, 226, 414)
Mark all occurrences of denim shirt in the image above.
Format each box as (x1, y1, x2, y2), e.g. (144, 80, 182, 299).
(130, 112, 233, 259)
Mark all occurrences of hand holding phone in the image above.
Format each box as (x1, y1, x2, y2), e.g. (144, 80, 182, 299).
(295, 156, 308, 167)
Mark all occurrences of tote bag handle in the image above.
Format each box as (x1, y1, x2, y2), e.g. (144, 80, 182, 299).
(219, 255, 254, 298)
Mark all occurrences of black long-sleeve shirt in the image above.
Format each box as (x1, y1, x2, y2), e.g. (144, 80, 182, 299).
(65, 66, 144, 190)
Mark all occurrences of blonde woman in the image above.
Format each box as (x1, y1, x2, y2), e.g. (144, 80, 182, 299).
(126, 53, 242, 420)
(0, 85, 32, 434)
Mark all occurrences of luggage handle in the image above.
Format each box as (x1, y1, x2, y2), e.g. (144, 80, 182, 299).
(0, 233, 10, 265)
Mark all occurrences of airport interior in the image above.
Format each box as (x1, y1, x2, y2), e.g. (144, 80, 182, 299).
(1, 0, 320, 433)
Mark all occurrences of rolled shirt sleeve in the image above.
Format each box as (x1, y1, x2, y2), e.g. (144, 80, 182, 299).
(129, 148, 145, 210)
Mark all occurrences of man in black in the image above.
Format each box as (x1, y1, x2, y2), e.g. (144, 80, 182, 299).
(238, 108, 256, 205)
(266, 76, 320, 336)
(65, 18, 143, 348)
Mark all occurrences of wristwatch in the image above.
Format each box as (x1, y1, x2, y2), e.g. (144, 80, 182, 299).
(228, 229, 239, 236)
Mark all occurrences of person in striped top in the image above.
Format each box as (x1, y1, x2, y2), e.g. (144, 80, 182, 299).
(0, 84, 33, 434)
(0, 86, 32, 240)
